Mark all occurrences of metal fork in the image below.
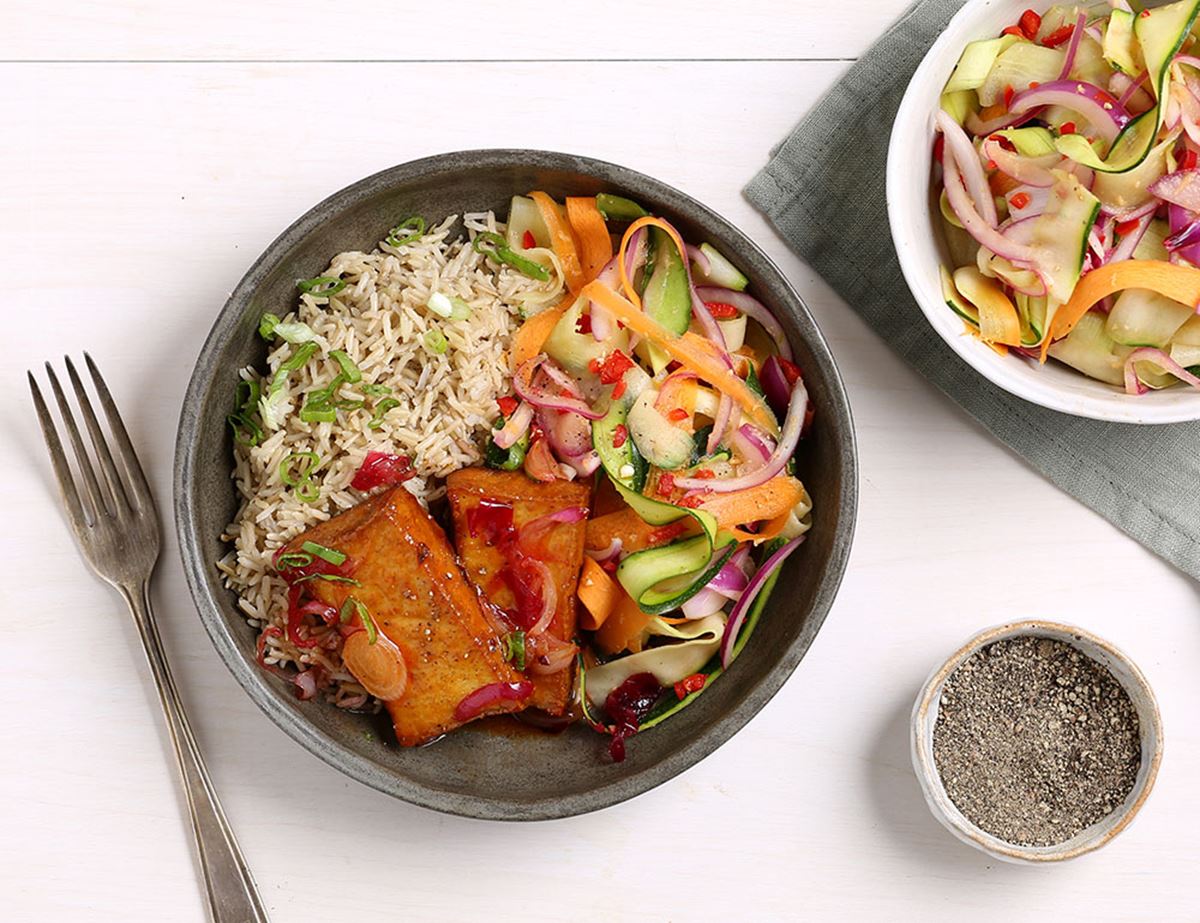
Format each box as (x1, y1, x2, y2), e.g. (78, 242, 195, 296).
(29, 355, 269, 923)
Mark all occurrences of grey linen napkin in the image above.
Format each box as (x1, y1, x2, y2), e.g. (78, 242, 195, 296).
(746, 0, 1200, 581)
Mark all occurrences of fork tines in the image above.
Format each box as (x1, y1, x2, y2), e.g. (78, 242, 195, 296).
(28, 354, 156, 533)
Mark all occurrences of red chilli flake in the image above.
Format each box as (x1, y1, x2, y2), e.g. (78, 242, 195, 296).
(1002, 24, 1024, 37)
(598, 350, 635, 384)
(575, 311, 593, 335)
(1059, 121, 1077, 135)
(677, 494, 705, 509)
(667, 407, 689, 423)
(933, 134, 945, 164)
(522, 230, 536, 249)
(350, 451, 414, 491)
(587, 357, 602, 375)
(497, 395, 518, 417)
(1115, 218, 1141, 237)
(1184, 150, 1200, 171)
(611, 379, 627, 400)
(1003, 85, 1015, 109)
(1010, 192, 1032, 210)
(1042, 24, 1074, 47)
(704, 301, 740, 320)
(674, 673, 707, 700)
(657, 472, 676, 495)
(1140, 8, 1151, 16)
(1018, 9, 1041, 37)
(611, 424, 628, 449)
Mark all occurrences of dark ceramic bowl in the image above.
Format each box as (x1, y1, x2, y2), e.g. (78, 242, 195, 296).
(175, 150, 857, 820)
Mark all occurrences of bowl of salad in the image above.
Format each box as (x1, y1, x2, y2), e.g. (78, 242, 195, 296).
(890, 0, 1200, 423)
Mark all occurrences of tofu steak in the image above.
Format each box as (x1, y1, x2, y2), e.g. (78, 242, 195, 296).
(286, 486, 525, 746)
(445, 468, 590, 716)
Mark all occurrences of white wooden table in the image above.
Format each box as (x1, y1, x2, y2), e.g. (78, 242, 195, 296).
(5, 3, 1199, 920)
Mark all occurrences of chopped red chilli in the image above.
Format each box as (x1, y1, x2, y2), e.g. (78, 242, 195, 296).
(597, 350, 635, 384)
(497, 395, 519, 417)
(674, 673, 707, 700)
(612, 424, 628, 448)
(350, 451, 414, 490)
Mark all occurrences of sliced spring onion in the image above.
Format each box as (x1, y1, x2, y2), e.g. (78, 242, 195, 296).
(300, 540, 346, 567)
(258, 313, 281, 339)
(426, 292, 454, 318)
(340, 597, 377, 644)
(361, 383, 392, 397)
(485, 415, 530, 470)
(272, 321, 319, 345)
(275, 551, 313, 570)
(279, 451, 321, 502)
(472, 231, 551, 281)
(423, 328, 448, 354)
(281, 342, 319, 372)
(329, 349, 362, 383)
(227, 379, 263, 446)
(299, 399, 336, 424)
(297, 276, 346, 297)
(385, 216, 426, 248)
(295, 572, 359, 586)
(596, 193, 649, 221)
(367, 397, 400, 430)
(505, 630, 527, 670)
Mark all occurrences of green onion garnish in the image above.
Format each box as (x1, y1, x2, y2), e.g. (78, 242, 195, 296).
(385, 216, 426, 248)
(596, 193, 649, 221)
(273, 321, 319, 345)
(258, 313, 281, 339)
(472, 231, 551, 281)
(336, 398, 364, 411)
(279, 451, 321, 502)
(299, 401, 337, 424)
(296, 572, 360, 586)
(362, 383, 391, 397)
(339, 597, 377, 644)
(227, 379, 264, 446)
(300, 541, 347, 566)
(329, 350, 362, 383)
(281, 342, 319, 372)
(367, 397, 400, 430)
(297, 276, 346, 298)
(505, 630, 527, 670)
(423, 328, 448, 354)
(275, 551, 314, 570)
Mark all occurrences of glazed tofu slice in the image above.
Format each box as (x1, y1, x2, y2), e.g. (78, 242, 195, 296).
(286, 486, 526, 746)
(445, 468, 590, 715)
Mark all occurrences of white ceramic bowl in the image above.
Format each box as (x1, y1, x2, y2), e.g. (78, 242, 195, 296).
(912, 620, 1163, 864)
(888, 0, 1200, 424)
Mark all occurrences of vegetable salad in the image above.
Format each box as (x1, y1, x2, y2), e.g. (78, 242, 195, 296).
(936, 0, 1200, 394)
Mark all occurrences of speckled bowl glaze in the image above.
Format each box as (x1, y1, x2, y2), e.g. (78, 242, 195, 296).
(175, 150, 858, 820)
(912, 620, 1163, 863)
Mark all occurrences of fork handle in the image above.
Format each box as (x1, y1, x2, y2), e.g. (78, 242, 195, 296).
(123, 582, 270, 923)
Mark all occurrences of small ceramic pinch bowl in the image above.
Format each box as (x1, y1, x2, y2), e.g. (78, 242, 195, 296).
(911, 620, 1163, 863)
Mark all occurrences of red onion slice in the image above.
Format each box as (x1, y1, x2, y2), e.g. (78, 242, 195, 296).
(694, 286, 795, 361)
(1115, 69, 1151, 110)
(293, 670, 318, 700)
(1058, 11, 1087, 80)
(759, 355, 793, 418)
(586, 537, 623, 565)
(1123, 347, 1200, 395)
(938, 113, 1037, 264)
(1151, 170, 1200, 212)
(527, 633, 577, 675)
(673, 378, 807, 493)
(707, 393, 733, 455)
(453, 681, 534, 722)
(719, 535, 805, 668)
(938, 110, 998, 227)
(685, 243, 711, 275)
(1009, 80, 1131, 143)
(514, 355, 604, 420)
(731, 423, 774, 471)
(493, 400, 533, 450)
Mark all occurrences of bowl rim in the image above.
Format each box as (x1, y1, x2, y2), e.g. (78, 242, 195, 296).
(886, 0, 1200, 425)
(911, 619, 1164, 863)
(173, 148, 860, 820)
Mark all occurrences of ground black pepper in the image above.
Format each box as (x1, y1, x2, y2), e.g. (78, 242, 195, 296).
(932, 636, 1141, 847)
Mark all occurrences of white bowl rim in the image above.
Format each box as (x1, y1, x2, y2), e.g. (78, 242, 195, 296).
(911, 619, 1164, 864)
(887, 0, 1200, 424)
